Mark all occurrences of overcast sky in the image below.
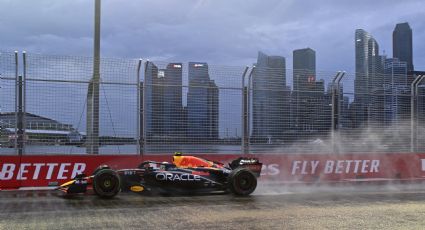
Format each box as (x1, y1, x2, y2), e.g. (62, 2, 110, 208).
(1, 0, 424, 73)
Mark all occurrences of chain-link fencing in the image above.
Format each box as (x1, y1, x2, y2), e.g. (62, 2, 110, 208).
(0, 51, 424, 155)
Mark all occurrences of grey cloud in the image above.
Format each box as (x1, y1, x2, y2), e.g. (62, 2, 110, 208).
(0, 0, 424, 71)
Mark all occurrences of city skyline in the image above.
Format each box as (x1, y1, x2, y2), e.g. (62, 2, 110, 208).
(1, 4, 424, 141)
(0, 0, 424, 72)
(352, 22, 417, 128)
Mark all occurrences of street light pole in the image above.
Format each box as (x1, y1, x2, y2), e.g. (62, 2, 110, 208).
(87, 0, 101, 154)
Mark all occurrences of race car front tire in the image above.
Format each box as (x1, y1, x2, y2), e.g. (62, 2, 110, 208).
(92, 165, 111, 176)
(228, 168, 257, 196)
(93, 169, 121, 198)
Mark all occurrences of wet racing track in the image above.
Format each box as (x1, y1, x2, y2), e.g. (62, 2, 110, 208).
(2, 183, 425, 229)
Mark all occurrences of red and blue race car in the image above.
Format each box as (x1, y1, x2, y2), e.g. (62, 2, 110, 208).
(57, 152, 262, 198)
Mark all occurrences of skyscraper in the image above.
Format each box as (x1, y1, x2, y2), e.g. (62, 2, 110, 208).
(393, 22, 413, 72)
(384, 58, 409, 123)
(353, 29, 384, 127)
(292, 48, 329, 134)
(293, 48, 316, 92)
(293, 48, 315, 130)
(355, 29, 381, 101)
(144, 62, 160, 137)
(144, 62, 183, 139)
(252, 51, 289, 142)
(187, 62, 219, 140)
(163, 63, 184, 137)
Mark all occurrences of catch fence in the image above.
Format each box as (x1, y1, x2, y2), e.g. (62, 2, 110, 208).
(0, 51, 424, 155)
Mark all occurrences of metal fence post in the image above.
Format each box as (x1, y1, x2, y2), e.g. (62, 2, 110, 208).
(331, 71, 345, 153)
(22, 51, 27, 155)
(246, 66, 255, 154)
(14, 51, 18, 153)
(411, 75, 424, 153)
(136, 59, 142, 155)
(241, 66, 249, 154)
(16, 75, 25, 156)
(141, 60, 149, 155)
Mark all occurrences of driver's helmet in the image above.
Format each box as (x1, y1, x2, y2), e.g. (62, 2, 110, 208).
(173, 152, 183, 165)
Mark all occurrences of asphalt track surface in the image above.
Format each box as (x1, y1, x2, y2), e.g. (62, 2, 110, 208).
(2, 183, 425, 229)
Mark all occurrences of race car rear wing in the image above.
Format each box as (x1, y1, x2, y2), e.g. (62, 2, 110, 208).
(228, 157, 262, 177)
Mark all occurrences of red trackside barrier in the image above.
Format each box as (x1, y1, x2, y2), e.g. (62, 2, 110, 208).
(1, 153, 425, 189)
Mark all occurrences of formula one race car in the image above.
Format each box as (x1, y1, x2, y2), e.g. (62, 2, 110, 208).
(57, 153, 262, 198)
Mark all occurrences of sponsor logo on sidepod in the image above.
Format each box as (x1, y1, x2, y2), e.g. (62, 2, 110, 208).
(156, 172, 201, 181)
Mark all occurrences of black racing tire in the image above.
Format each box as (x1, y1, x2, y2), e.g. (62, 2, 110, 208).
(228, 168, 257, 196)
(92, 165, 111, 176)
(93, 169, 121, 198)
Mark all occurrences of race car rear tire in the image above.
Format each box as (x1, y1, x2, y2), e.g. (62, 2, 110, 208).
(93, 169, 121, 198)
(228, 168, 257, 196)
